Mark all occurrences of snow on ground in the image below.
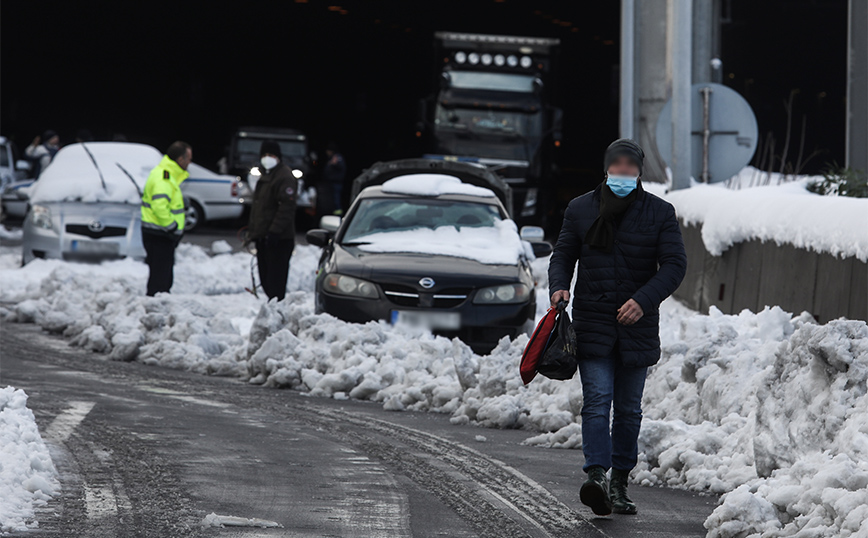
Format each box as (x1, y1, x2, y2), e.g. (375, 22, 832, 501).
(2, 240, 868, 536)
(0, 387, 59, 534)
(645, 167, 868, 261)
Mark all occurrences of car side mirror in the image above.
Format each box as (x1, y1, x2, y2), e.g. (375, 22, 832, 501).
(306, 229, 331, 248)
(531, 241, 553, 258)
(15, 160, 31, 172)
(320, 215, 341, 233)
(519, 225, 545, 242)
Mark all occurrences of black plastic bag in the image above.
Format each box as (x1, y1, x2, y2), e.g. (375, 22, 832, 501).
(537, 301, 578, 380)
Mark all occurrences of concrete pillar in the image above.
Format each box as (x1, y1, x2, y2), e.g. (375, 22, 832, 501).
(620, 0, 636, 139)
(847, 0, 868, 173)
(692, 0, 713, 84)
(670, 0, 692, 190)
(634, 0, 670, 183)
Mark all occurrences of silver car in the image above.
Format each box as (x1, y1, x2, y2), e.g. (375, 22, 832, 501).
(21, 142, 159, 265)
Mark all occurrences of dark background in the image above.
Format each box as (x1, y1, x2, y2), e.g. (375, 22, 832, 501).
(0, 0, 848, 186)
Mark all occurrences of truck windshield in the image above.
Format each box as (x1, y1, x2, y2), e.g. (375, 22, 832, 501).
(433, 105, 541, 161)
(342, 198, 502, 243)
(234, 139, 307, 163)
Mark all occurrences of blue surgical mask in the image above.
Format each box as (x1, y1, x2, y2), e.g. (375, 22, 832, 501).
(606, 175, 638, 197)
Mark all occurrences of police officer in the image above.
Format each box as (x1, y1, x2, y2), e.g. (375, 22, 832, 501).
(141, 141, 192, 296)
(248, 140, 297, 301)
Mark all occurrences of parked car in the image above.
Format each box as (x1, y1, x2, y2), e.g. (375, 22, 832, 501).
(21, 142, 159, 265)
(305, 159, 551, 353)
(182, 162, 243, 231)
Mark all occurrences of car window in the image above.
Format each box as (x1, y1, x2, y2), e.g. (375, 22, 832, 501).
(342, 198, 502, 243)
(0, 145, 9, 167)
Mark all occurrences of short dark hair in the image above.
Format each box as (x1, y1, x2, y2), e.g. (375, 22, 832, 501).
(166, 141, 191, 161)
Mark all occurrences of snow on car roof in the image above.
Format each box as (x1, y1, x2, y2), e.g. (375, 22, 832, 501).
(380, 174, 497, 198)
(187, 162, 234, 181)
(30, 142, 162, 204)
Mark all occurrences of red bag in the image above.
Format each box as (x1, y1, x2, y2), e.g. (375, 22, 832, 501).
(519, 306, 559, 384)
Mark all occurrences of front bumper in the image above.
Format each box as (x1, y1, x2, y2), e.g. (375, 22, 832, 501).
(316, 289, 534, 353)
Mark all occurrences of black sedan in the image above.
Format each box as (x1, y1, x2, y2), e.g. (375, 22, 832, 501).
(306, 161, 551, 353)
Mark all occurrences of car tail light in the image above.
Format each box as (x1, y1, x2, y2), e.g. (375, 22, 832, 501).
(231, 178, 240, 197)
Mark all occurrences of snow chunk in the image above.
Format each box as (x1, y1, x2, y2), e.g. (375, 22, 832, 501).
(0, 387, 60, 533)
(210, 240, 233, 255)
(381, 174, 496, 198)
(355, 219, 530, 265)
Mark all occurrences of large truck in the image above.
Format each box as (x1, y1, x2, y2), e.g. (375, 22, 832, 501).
(417, 32, 563, 227)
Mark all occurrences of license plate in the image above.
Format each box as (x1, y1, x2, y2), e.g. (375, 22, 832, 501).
(391, 310, 461, 330)
(70, 240, 120, 255)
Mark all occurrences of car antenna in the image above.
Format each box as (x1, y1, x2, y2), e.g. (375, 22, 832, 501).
(80, 143, 108, 192)
(115, 162, 144, 198)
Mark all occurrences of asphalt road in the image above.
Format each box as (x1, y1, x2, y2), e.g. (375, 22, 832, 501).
(0, 324, 718, 538)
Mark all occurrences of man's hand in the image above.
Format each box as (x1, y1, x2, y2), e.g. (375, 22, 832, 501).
(617, 299, 644, 325)
(551, 290, 570, 307)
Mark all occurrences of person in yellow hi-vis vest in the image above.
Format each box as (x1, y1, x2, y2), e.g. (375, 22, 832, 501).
(141, 141, 192, 296)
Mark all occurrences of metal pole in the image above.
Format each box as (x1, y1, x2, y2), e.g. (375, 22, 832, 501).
(671, 0, 693, 190)
(700, 86, 713, 183)
(620, 0, 635, 139)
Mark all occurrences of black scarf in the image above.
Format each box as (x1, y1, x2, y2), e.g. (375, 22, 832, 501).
(584, 182, 642, 253)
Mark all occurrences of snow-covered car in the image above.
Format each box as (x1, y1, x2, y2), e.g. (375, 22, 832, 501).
(182, 163, 244, 231)
(21, 142, 160, 265)
(305, 159, 552, 353)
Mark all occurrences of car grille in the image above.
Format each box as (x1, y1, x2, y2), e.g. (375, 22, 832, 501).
(382, 285, 471, 308)
(66, 224, 127, 239)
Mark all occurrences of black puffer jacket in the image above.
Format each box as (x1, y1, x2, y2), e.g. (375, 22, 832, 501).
(548, 184, 687, 367)
(247, 163, 298, 241)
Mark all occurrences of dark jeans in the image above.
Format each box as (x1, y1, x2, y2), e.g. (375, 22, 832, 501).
(256, 238, 294, 301)
(142, 233, 176, 296)
(578, 340, 648, 472)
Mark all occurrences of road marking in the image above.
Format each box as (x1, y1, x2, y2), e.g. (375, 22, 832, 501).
(44, 401, 96, 443)
(83, 483, 118, 521)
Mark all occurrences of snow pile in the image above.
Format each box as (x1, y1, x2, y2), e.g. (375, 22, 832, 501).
(0, 226, 22, 241)
(355, 219, 533, 265)
(381, 174, 496, 198)
(0, 387, 59, 534)
(210, 240, 233, 255)
(660, 176, 868, 261)
(29, 142, 161, 205)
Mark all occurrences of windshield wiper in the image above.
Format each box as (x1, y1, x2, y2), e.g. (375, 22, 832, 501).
(80, 143, 108, 192)
(341, 241, 371, 247)
(115, 163, 143, 198)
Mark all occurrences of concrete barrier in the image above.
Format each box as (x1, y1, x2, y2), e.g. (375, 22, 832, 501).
(673, 221, 868, 323)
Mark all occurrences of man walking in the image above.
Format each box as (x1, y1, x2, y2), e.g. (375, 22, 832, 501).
(548, 138, 686, 516)
(141, 141, 192, 296)
(248, 140, 297, 301)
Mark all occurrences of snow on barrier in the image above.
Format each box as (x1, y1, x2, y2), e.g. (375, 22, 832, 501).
(0, 387, 59, 534)
(3, 242, 868, 536)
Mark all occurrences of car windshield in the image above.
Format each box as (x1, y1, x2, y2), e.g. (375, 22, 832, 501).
(342, 198, 502, 244)
(0, 145, 9, 167)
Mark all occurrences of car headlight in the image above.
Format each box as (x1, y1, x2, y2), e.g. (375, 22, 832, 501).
(323, 274, 379, 299)
(249, 166, 262, 177)
(292, 168, 304, 179)
(473, 283, 530, 305)
(30, 204, 53, 230)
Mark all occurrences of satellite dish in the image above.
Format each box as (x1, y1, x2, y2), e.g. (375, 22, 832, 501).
(656, 82, 758, 184)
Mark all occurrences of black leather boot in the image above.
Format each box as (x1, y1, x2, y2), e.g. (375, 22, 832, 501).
(609, 468, 638, 515)
(580, 465, 613, 515)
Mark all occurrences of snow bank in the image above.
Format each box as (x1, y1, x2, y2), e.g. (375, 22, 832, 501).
(381, 174, 496, 198)
(0, 387, 59, 534)
(657, 171, 868, 261)
(5, 241, 868, 536)
(355, 219, 532, 265)
(0, 226, 22, 241)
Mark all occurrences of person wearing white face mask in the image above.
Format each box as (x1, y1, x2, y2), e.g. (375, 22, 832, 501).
(548, 138, 686, 517)
(247, 139, 298, 301)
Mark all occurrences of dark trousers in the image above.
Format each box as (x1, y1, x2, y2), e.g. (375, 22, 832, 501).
(142, 233, 176, 296)
(256, 238, 294, 301)
(578, 339, 648, 472)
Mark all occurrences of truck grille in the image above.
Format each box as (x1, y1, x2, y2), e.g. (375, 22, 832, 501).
(66, 224, 127, 239)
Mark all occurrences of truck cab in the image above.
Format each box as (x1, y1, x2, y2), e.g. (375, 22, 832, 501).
(418, 33, 563, 227)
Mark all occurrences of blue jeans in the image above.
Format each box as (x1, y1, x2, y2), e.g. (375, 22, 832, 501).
(578, 342, 647, 472)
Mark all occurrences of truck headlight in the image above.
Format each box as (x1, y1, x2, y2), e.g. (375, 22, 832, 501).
(30, 204, 53, 230)
(473, 283, 530, 304)
(292, 169, 304, 179)
(323, 274, 379, 299)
